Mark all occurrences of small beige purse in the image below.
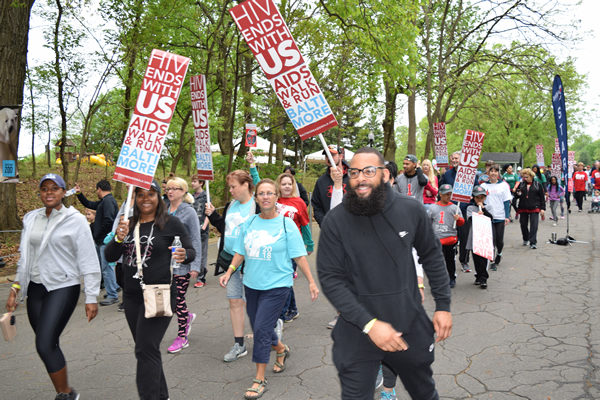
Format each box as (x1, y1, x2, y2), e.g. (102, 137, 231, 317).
(134, 222, 173, 318)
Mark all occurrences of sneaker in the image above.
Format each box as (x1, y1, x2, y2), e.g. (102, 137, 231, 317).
(522, 241, 529, 246)
(561, 215, 565, 219)
(224, 343, 247, 362)
(380, 388, 397, 400)
(117, 302, 125, 312)
(474, 279, 482, 286)
(552, 222, 557, 226)
(99, 297, 119, 306)
(167, 336, 189, 353)
(185, 312, 196, 337)
(530, 244, 537, 249)
(494, 254, 502, 265)
(275, 318, 284, 342)
(449, 279, 456, 288)
(490, 263, 497, 271)
(327, 316, 338, 329)
(375, 365, 384, 390)
(193, 281, 205, 288)
(55, 388, 80, 400)
(461, 263, 471, 273)
(284, 311, 299, 323)
(480, 281, 488, 289)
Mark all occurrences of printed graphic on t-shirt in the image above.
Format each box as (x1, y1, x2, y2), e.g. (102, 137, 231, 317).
(244, 228, 284, 260)
(124, 232, 154, 272)
(276, 203, 298, 221)
(225, 212, 249, 238)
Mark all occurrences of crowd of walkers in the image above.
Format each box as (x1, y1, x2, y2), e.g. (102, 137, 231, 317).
(4, 150, 599, 400)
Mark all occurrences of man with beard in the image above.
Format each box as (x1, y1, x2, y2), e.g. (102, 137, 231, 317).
(317, 147, 452, 400)
(395, 154, 429, 203)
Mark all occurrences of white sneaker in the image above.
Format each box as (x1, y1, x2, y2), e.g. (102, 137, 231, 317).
(224, 343, 248, 362)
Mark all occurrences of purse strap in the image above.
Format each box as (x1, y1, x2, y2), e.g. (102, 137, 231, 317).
(134, 222, 167, 285)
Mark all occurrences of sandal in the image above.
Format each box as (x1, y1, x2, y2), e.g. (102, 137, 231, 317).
(244, 378, 267, 400)
(273, 344, 290, 373)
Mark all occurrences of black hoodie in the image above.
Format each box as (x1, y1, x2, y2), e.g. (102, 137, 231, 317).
(317, 185, 450, 334)
(311, 160, 350, 226)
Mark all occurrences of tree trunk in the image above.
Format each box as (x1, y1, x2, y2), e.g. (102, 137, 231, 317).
(407, 85, 416, 156)
(381, 79, 398, 161)
(0, 0, 35, 230)
(27, 66, 36, 178)
(170, 110, 192, 173)
(237, 50, 253, 161)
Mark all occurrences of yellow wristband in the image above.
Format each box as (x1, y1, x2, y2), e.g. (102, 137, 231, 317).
(363, 318, 377, 334)
(11, 283, 21, 290)
(418, 283, 425, 289)
(229, 264, 237, 272)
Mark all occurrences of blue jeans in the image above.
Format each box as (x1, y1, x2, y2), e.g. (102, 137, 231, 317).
(245, 286, 290, 364)
(98, 243, 118, 299)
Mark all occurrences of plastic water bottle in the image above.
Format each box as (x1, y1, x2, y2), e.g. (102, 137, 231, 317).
(170, 236, 182, 269)
(65, 187, 77, 196)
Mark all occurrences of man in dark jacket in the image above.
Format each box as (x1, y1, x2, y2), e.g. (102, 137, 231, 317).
(311, 145, 349, 226)
(75, 179, 119, 305)
(317, 147, 452, 400)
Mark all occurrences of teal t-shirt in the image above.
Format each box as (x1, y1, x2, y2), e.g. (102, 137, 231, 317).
(234, 214, 307, 290)
(223, 199, 254, 254)
(502, 173, 519, 190)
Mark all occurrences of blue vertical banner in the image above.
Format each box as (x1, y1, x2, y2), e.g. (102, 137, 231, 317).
(551, 75, 568, 178)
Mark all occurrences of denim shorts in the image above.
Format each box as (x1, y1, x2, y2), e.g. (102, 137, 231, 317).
(226, 270, 245, 301)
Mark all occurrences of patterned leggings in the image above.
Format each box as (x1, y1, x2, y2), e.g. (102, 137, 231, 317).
(174, 274, 190, 337)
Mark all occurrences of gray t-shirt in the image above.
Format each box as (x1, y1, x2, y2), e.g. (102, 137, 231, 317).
(427, 203, 462, 240)
(395, 173, 427, 203)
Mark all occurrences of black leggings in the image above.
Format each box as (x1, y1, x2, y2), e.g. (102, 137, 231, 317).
(491, 221, 505, 255)
(26, 282, 80, 373)
(574, 191, 585, 210)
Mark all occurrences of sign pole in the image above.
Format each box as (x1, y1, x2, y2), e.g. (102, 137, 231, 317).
(318, 133, 337, 167)
(123, 184, 134, 223)
(206, 181, 211, 205)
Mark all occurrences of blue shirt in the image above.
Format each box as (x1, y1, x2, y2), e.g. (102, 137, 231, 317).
(234, 214, 307, 290)
(223, 200, 254, 254)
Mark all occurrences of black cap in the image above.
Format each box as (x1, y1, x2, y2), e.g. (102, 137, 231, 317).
(150, 179, 162, 195)
(404, 154, 418, 163)
(472, 185, 487, 196)
(439, 184, 453, 194)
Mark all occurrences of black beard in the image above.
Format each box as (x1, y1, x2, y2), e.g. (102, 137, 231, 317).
(343, 177, 387, 216)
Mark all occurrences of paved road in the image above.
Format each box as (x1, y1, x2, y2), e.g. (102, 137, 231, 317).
(1, 209, 599, 399)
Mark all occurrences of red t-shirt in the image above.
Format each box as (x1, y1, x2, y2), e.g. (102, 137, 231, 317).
(592, 170, 600, 189)
(573, 171, 588, 192)
(276, 197, 309, 232)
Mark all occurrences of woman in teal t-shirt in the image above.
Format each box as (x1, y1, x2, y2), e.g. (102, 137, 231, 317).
(219, 179, 319, 399)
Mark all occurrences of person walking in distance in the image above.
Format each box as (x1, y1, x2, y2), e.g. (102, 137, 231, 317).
(465, 186, 494, 289)
(6, 173, 101, 400)
(191, 176, 210, 288)
(573, 162, 588, 212)
(515, 168, 546, 249)
(394, 154, 431, 203)
(317, 147, 452, 400)
(75, 179, 119, 306)
(311, 145, 349, 226)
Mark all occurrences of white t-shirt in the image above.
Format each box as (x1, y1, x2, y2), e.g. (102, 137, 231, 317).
(481, 181, 512, 220)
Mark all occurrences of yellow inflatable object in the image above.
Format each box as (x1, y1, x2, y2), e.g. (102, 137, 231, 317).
(90, 155, 108, 167)
(56, 158, 62, 164)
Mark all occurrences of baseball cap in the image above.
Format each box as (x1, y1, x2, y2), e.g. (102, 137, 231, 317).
(322, 145, 341, 155)
(439, 184, 453, 194)
(472, 185, 487, 196)
(404, 154, 418, 163)
(150, 179, 162, 195)
(39, 173, 66, 189)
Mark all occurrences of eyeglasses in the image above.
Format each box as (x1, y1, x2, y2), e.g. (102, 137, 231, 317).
(348, 166, 385, 179)
(165, 187, 183, 192)
(40, 186, 62, 193)
(256, 192, 276, 197)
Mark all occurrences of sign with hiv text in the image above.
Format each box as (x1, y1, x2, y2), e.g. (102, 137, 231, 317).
(114, 50, 190, 189)
(451, 130, 485, 203)
(191, 74, 214, 181)
(229, 0, 338, 140)
(433, 122, 449, 168)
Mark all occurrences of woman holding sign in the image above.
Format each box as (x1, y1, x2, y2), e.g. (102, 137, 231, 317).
(515, 168, 546, 249)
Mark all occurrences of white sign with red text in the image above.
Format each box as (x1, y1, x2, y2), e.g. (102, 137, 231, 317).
(568, 151, 575, 176)
(451, 130, 486, 203)
(229, 0, 338, 140)
(190, 74, 214, 181)
(472, 213, 494, 261)
(245, 124, 258, 147)
(551, 153, 561, 179)
(536, 145, 545, 167)
(555, 138, 559, 154)
(114, 50, 190, 189)
(433, 122, 449, 168)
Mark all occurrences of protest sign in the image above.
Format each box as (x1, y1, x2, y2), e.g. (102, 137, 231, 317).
(568, 151, 575, 176)
(229, 0, 337, 140)
(190, 74, 214, 181)
(551, 153, 561, 178)
(535, 145, 545, 167)
(245, 124, 257, 147)
(472, 213, 494, 261)
(113, 50, 190, 189)
(433, 122, 449, 168)
(555, 138, 559, 154)
(451, 130, 485, 203)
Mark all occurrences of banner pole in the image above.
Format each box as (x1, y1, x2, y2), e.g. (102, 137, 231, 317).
(123, 184, 134, 223)
(453, 202, 460, 229)
(206, 181, 211, 205)
(318, 133, 337, 167)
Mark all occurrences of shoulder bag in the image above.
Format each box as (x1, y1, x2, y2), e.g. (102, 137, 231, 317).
(134, 222, 173, 318)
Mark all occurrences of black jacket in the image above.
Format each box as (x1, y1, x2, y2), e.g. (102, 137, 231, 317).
(77, 192, 118, 244)
(297, 181, 309, 207)
(311, 161, 350, 226)
(515, 180, 546, 211)
(317, 185, 450, 334)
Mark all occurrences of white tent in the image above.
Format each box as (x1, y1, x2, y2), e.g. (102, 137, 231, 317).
(304, 148, 355, 164)
(210, 136, 296, 157)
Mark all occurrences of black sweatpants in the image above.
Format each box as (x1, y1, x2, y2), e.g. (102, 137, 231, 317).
(457, 225, 470, 265)
(123, 293, 173, 400)
(491, 221, 505, 256)
(332, 313, 438, 400)
(519, 212, 539, 245)
(472, 253, 489, 283)
(442, 243, 457, 280)
(574, 191, 585, 211)
(26, 282, 80, 373)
